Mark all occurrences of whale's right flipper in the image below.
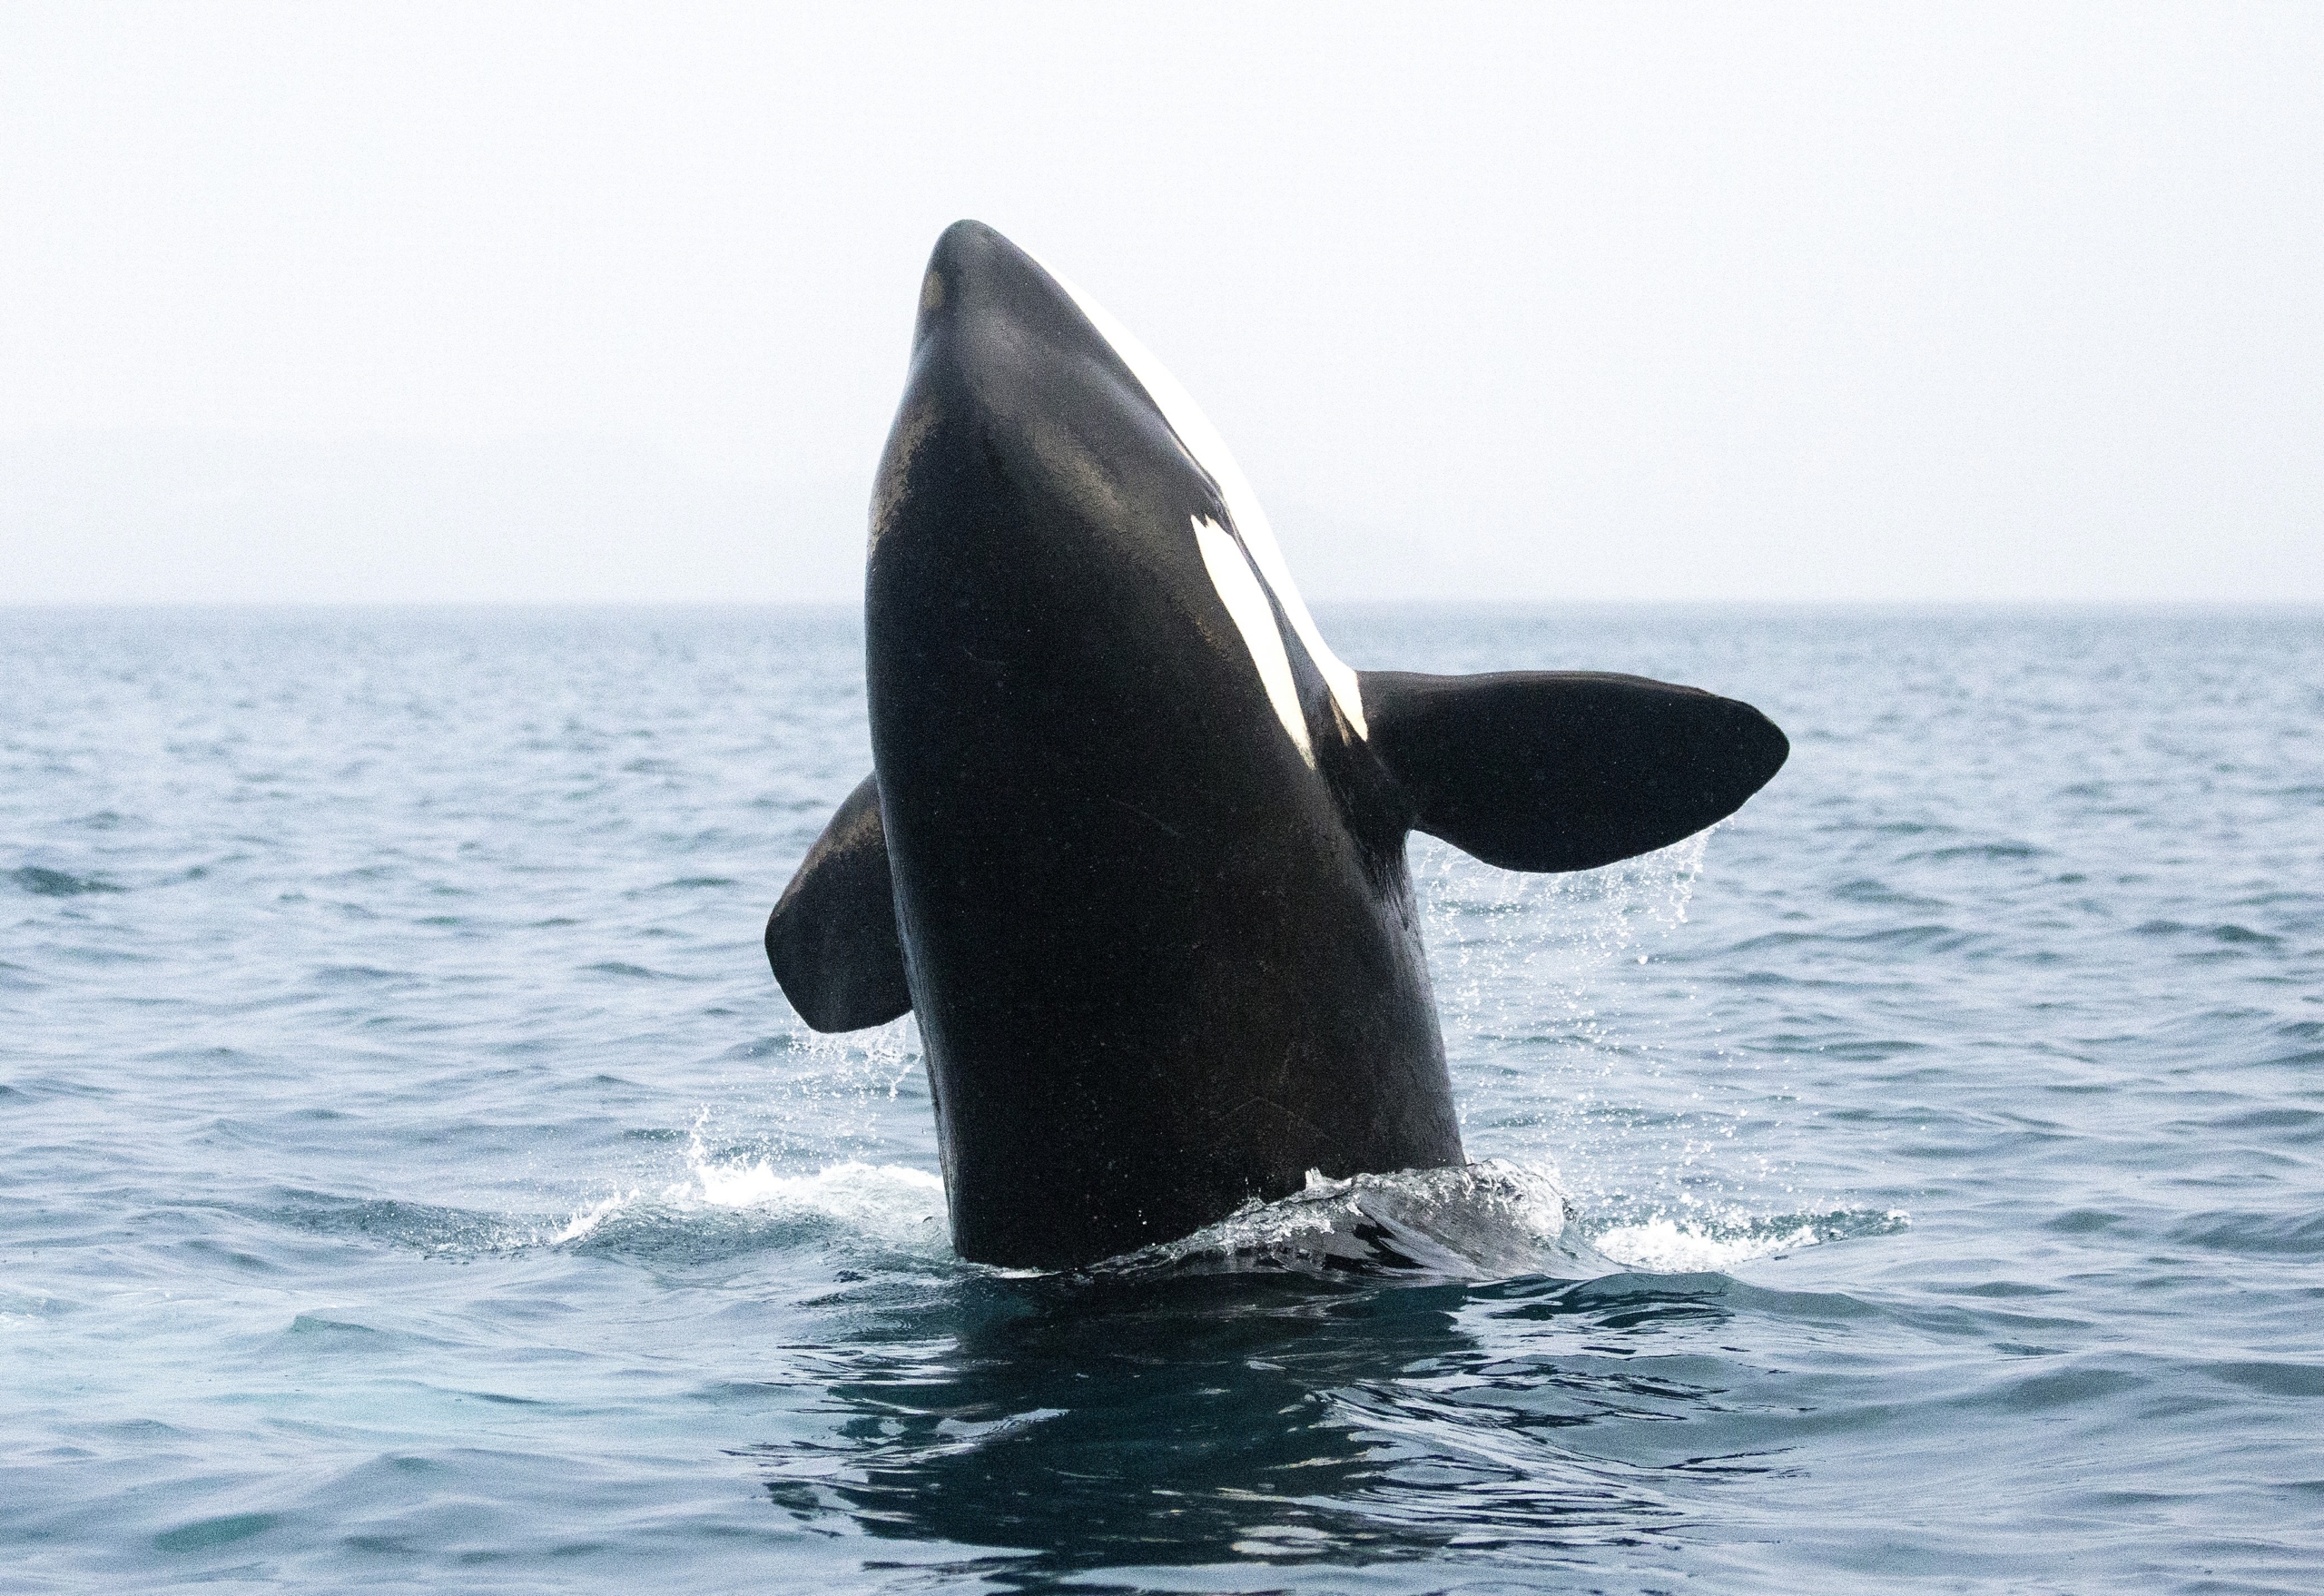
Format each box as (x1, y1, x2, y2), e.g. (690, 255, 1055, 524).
(1361, 669, 1788, 872)
(766, 773, 912, 1032)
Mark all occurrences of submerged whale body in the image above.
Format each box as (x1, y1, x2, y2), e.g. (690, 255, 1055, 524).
(768, 221, 1787, 1269)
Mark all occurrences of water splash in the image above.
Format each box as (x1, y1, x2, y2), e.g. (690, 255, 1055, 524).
(533, 824, 1851, 1282)
(1410, 827, 1903, 1271)
(552, 1123, 946, 1252)
(750, 1015, 923, 1165)
(1419, 828, 1710, 1005)
(1103, 1159, 1592, 1281)
(1590, 1207, 1911, 1272)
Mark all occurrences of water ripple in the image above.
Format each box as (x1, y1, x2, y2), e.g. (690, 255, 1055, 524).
(4, 606, 2319, 1592)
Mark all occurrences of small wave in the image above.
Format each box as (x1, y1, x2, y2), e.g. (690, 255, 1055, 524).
(2168, 1209, 2324, 1258)
(285, 1313, 388, 1338)
(2132, 920, 2284, 947)
(1593, 1217, 1813, 1272)
(1590, 1207, 1908, 1272)
(1833, 876, 1949, 909)
(10, 864, 126, 897)
(554, 1138, 947, 1256)
(1730, 923, 1974, 954)
(311, 964, 409, 985)
(268, 1193, 537, 1256)
(1900, 841, 2051, 863)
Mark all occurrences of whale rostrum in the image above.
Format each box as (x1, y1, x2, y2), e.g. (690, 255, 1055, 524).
(768, 222, 1787, 1269)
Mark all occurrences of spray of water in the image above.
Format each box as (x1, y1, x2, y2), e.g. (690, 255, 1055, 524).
(1416, 828, 1888, 1271)
(548, 828, 1894, 1277)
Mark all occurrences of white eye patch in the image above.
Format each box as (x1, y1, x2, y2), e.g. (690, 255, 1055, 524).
(1027, 250, 1369, 750)
(1192, 516, 1313, 765)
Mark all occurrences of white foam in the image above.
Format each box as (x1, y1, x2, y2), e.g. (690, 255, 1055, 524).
(687, 1155, 943, 1218)
(1591, 1217, 1820, 1273)
(552, 1190, 635, 1245)
(1119, 1159, 1581, 1279)
(554, 1134, 947, 1250)
(1194, 515, 1313, 763)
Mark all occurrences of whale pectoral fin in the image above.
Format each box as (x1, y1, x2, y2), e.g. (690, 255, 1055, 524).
(1359, 670, 1788, 872)
(765, 773, 912, 1031)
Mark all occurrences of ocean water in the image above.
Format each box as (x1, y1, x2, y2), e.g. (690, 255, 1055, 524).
(4, 604, 2319, 1594)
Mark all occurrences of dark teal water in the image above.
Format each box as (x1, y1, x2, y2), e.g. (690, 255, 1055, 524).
(5, 606, 2319, 1593)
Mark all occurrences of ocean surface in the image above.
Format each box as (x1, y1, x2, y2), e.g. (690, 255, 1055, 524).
(5, 604, 2319, 1593)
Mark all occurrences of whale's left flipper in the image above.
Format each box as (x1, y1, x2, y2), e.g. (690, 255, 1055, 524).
(765, 773, 911, 1032)
(1362, 669, 1789, 872)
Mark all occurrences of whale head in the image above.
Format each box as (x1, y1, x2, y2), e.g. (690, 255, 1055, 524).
(878, 221, 1366, 771)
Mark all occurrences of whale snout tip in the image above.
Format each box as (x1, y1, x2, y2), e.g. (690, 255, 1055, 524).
(934, 217, 1000, 252)
(923, 219, 1011, 289)
(916, 220, 1027, 340)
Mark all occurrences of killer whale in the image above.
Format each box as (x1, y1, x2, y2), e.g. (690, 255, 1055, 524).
(768, 221, 1787, 1269)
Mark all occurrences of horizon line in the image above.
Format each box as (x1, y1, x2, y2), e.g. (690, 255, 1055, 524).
(7, 596, 2320, 614)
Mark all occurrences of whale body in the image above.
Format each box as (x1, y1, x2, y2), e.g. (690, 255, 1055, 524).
(768, 222, 1787, 1269)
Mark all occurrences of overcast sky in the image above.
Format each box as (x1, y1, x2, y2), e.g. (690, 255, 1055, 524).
(4, 2, 2318, 604)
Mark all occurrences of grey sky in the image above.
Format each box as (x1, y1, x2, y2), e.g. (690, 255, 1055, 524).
(4, 2, 2318, 604)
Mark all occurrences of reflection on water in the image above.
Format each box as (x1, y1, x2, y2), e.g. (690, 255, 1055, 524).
(751, 1266, 1787, 1581)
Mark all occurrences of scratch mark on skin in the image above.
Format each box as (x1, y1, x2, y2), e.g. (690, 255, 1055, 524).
(1213, 1093, 1329, 1143)
(1109, 796, 1184, 840)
